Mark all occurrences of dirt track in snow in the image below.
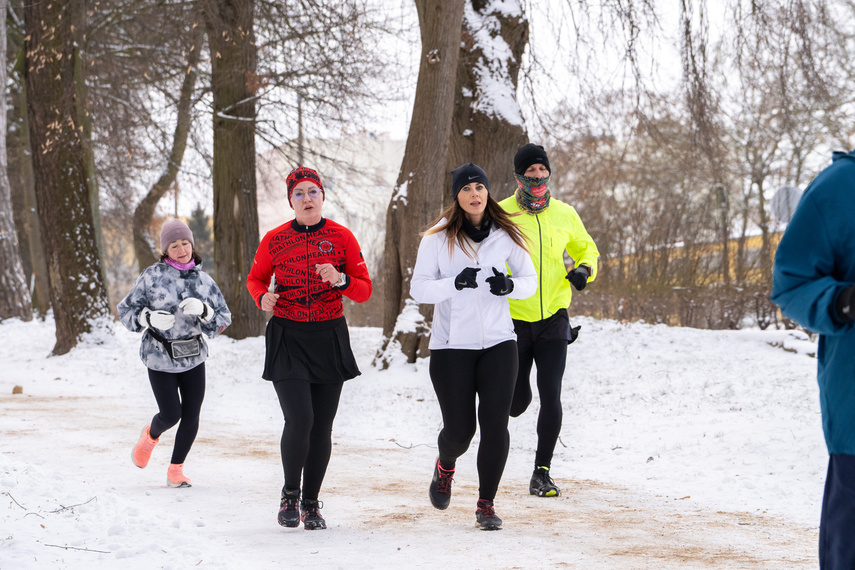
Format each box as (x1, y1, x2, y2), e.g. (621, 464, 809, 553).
(3, 392, 818, 569)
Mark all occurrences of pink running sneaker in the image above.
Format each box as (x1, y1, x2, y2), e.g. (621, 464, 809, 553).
(131, 425, 158, 469)
(167, 463, 192, 488)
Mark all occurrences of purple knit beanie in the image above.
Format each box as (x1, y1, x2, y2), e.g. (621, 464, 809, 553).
(160, 219, 194, 253)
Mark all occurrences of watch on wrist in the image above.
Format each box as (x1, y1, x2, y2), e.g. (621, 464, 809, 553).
(333, 273, 346, 288)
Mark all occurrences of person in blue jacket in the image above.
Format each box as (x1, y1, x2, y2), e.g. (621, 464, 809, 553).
(771, 149, 855, 569)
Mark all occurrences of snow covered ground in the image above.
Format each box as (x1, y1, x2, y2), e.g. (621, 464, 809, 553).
(1, 315, 824, 568)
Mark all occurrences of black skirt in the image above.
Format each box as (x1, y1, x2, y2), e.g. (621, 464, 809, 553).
(262, 316, 361, 383)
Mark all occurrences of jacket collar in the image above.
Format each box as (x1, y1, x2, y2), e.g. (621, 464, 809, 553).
(160, 261, 200, 280)
(291, 218, 326, 233)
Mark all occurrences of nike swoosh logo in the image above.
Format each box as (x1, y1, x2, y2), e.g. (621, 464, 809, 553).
(469, 176, 478, 180)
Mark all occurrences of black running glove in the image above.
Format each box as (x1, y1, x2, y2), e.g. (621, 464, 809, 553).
(835, 284, 855, 322)
(486, 267, 514, 296)
(454, 267, 481, 290)
(566, 265, 590, 291)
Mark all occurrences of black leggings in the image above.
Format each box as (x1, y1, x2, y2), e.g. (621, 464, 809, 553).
(273, 380, 343, 501)
(147, 363, 206, 465)
(511, 337, 567, 468)
(429, 340, 518, 502)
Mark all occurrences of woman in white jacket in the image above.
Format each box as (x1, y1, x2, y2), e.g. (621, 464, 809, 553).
(410, 163, 537, 530)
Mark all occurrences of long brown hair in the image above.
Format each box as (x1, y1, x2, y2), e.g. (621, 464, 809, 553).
(424, 195, 529, 259)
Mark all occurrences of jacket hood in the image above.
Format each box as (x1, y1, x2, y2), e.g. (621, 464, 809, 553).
(831, 150, 855, 162)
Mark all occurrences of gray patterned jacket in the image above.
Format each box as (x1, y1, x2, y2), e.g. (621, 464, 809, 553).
(117, 262, 231, 372)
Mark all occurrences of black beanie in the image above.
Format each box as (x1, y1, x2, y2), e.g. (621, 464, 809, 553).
(451, 163, 489, 199)
(514, 143, 551, 175)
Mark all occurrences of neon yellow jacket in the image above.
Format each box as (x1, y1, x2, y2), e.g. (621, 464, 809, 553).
(499, 196, 599, 323)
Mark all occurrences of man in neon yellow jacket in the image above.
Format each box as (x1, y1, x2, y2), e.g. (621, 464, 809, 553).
(499, 143, 599, 497)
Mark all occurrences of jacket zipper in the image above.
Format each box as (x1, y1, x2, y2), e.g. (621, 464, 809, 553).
(536, 214, 544, 320)
(475, 247, 485, 349)
(304, 228, 312, 321)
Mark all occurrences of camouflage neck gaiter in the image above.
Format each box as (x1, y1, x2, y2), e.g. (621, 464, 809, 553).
(514, 173, 551, 213)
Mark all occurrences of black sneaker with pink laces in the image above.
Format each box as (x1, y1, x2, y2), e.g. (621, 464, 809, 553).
(278, 487, 300, 528)
(476, 499, 502, 530)
(300, 499, 326, 530)
(429, 457, 455, 510)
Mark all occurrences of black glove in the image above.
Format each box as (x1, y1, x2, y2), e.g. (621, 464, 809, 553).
(486, 267, 514, 296)
(454, 267, 481, 290)
(836, 285, 855, 321)
(566, 265, 590, 291)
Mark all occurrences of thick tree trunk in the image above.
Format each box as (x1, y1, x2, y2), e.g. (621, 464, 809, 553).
(71, 6, 103, 268)
(132, 21, 204, 271)
(24, 0, 111, 354)
(376, 0, 467, 367)
(13, 83, 50, 317)
(0, 0, 32, 321)
(446, 0, 529, 201)
(204, 0, 264, 339)
(7, 11, 50, 316)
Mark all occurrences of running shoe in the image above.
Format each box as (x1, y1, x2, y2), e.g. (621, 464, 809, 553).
(131, 425, 158, 469)
(429, 457, 455, 510)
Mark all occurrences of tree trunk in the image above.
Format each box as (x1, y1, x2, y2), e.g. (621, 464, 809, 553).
(446, 0, 529, 201)
(71, 6, 103, 272)
(71, 4, 115, 305)
(204, 0, 264, 339)
(132, 20, 204, 271)
(7, 6, 50, 316)
(13, 82, 50, 317)
(717, 182, 731, 286)
(375, 0, 467, 367)
(0, 0, 32, 321)
(24, 0, 111, 354)
(756, 178, 772, 281)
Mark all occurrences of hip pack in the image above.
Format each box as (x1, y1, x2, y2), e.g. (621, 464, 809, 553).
(146, 328, 202, 359)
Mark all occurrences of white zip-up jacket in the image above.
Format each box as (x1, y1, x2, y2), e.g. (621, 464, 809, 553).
(410, 220, 537, 351)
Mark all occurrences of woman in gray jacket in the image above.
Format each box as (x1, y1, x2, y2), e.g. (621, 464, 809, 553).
(118, 219, 231, 488)
(410, 163, 537, 530)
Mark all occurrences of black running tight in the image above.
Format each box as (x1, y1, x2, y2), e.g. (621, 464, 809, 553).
(511, 338, 567, 468)
(273, 380, 343, 501)
(429, 340, 518, 502)
(147, 363, 206, 465)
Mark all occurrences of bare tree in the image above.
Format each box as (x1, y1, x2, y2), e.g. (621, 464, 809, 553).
(24, 0, 111, 354)
(7, 1, 51, 316)
(376, 0, 467, 366)
(446, 0, 529, 200)
(0, 0, 32, 321)
(132, 17, 205, 270)
(203, 0, 265, 339)
(375, 0, 532, 365)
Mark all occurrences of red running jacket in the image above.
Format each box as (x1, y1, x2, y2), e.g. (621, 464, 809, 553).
(247, 218, 372, 321)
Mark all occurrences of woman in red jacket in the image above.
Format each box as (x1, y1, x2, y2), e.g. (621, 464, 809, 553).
(247, 166, 371, 531)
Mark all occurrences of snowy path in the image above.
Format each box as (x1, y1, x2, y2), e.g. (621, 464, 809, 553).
(2, 392, 817, 569)
(1, 317, 823, 568)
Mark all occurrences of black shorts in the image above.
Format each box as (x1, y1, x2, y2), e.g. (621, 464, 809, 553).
(262, 316, 360, 383)
(513, 308, 580, 346)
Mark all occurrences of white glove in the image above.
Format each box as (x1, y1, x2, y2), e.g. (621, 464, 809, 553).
(179, 297, 214, 322)
(138, 308, 176, 331)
